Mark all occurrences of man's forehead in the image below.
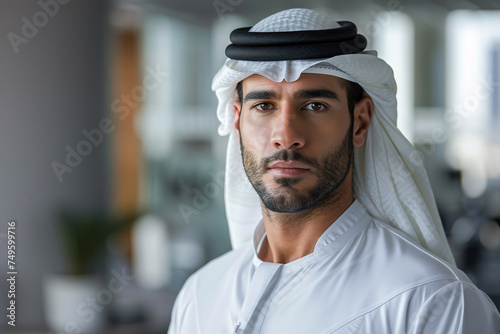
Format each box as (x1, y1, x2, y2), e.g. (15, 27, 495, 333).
(242, 73, 348, 87)
(241, 73, 349, 95)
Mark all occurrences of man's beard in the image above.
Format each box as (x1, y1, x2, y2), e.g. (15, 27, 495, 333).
(240, 124, 354, 213)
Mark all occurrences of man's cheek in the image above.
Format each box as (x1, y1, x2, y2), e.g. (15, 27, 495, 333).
(242, 123, 270, 149)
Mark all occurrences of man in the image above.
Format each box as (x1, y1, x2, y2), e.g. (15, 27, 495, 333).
(168, 8, 500, 333)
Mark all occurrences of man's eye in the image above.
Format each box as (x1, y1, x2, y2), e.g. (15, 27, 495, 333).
(254, 103, 274, 111)
(303, 102, 326, 112)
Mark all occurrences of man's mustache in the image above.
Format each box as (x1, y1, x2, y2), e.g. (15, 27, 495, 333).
(262, 150, 320, 170)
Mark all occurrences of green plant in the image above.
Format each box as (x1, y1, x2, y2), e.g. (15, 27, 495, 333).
(58, 211, 137, 276)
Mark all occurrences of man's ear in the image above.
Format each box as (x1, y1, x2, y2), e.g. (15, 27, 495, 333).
(352, 96, 373, 147)
(234, 100, 242, 135)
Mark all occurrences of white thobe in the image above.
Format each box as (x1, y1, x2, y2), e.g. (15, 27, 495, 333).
(168, 200, 500, 333)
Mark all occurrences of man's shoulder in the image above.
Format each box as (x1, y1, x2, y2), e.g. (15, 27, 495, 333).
(362, 218, 469, 285)
(180, 240, 254, 294)
(325, 217, 482, 323)
(168, 241, 255, 333)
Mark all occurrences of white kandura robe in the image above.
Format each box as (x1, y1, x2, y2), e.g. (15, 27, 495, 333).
(168, 201, 500, 333)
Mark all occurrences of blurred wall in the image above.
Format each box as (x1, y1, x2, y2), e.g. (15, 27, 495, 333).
(0, 0, 110, 329)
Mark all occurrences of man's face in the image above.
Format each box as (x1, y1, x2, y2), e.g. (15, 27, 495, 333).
(234, 73, 356, 213)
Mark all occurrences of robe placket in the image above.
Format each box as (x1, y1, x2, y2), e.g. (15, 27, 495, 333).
(233, 261, 283, 333)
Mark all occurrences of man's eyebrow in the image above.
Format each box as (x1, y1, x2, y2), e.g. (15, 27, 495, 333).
(243, 91, 278, 103)
(294, 89, 340, 100)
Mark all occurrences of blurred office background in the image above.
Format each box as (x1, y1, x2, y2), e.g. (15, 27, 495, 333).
(1, 0, 500, 332)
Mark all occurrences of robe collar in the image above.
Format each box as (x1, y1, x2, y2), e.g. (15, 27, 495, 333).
(251, 199, 372, 270)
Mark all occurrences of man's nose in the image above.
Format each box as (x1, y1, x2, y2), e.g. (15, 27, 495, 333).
(270, 106, 305, 150)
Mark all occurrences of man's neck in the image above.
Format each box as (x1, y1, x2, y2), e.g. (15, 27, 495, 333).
(258, 185, 355, 264)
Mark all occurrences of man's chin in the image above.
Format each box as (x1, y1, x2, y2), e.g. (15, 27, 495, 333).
(262, 201, 313, 214)
(260, 192, 313, 214)
(267, 184, 306, 197)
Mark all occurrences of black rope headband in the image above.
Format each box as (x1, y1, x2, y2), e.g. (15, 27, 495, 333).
(225, 21, 367, 61)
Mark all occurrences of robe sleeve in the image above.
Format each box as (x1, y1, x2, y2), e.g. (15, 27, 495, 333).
(409, 280, 500, 333)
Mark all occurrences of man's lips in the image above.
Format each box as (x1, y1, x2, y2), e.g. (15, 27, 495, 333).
(267, 161, 311, 177)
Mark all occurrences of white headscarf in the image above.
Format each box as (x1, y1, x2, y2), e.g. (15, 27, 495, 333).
(212, 8, 455, 264)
